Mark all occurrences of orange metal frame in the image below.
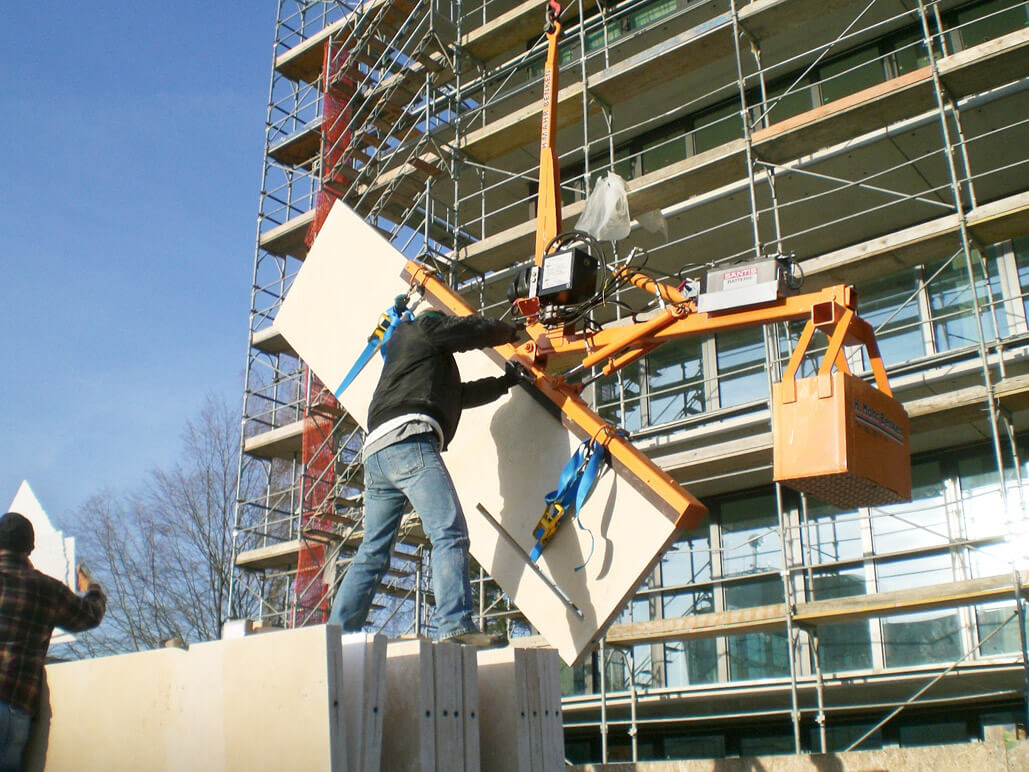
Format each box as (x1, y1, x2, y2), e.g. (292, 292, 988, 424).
(403, 261, 708, 530)
(535, 1, 563, 265)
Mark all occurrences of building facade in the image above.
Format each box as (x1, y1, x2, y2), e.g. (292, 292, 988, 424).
(231, 0, 1029, 763)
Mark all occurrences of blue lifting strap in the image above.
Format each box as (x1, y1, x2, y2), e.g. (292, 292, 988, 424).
(334, 299, 413, 399)
(529, 438, 607, 569)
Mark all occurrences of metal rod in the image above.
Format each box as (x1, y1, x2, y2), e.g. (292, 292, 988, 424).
(474, 504, 584, 618)
(916, 0, 1008, 499)
(599, 639, 609, 763)
(1015, 570, 1029, 731)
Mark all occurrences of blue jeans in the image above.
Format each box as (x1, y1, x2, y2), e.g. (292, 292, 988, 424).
(0, 700, 31, 772)
(330, 434, 476, 639)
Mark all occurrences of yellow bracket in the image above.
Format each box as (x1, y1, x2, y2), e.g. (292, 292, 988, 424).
(532, 502, 566, 549)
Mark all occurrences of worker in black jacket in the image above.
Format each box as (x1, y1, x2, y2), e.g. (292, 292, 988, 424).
(329, 310, 520, 645)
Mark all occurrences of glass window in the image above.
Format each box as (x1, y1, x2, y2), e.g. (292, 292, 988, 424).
(877, 552, 954, 592)
(804, 501, 865, 564)
(561, 662, 591, 696)
(612, 152, 636, 181)
(975, 601, 1025, 657)
(691, 102, 743, 155)
(727, 629, 789, 681)
(816, 619, 873, 673)
(818, 47, 886, 105)
(870, 460, 948, 554)
(662, 587, 714, 618)
(663, 635, 718, 687)
(630, 0, 677, 29)
(882, 607, 962, 667)
(724, 577, 790, 683)
(812, 567, 873, 672)
(926, 251, 1007, 353)
(892, 32, 932, 75)
(661, 527, 712, 586)
(958, 449, 1018, 540)
(725, 575, 785, 609)
(631, 641, 656, 688)
(648, 337, 705, 425)
(585, 19, 624, 52)
(603, 648, 632, 690)
(878, 553, 961, 668)
(954, 0, 1029, 50)
(641, 131, 689, 175)
(716, 327, 767, 409)
(970, 540, 1029, 578)
(762, 78, 815, 126)
(855, 269, 925, 368)
(720, 493, 782, 577)
(596, 361, 642, 432)
(1012, 235, 1029, 322)
(812, 565, 867, 600)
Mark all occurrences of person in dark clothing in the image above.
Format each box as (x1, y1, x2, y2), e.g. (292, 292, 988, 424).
(0, 512, 106, 771)
(329, 310, 521, 645)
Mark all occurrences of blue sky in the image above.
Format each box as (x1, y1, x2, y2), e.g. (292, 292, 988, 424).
(0, 3, 274, 521)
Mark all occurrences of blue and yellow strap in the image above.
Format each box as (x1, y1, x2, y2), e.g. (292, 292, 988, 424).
(334, 297, 414, 399)
(529, 437, 607, 568)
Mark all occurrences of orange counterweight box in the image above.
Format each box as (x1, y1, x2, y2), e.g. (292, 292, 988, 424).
(772, 303, 911, 509)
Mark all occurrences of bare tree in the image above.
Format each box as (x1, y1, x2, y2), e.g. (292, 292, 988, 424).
(65, 395, 257, 656)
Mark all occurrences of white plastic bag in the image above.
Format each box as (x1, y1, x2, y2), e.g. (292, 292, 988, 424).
(575, 172, 631, 241)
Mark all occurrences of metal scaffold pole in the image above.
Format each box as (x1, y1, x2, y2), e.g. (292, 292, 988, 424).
(916, 0, 1008, 499)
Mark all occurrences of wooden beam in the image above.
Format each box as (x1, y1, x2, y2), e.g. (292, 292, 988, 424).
(604, 603, 787, 645)
(259, 210, 315, 260)
(584, 571, 1029, 647)
(794, 570, 1029, 626)
(243, 419, 305, 460)
(235, 539, 303, 570)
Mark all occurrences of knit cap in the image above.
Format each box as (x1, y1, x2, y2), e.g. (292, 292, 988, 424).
(0, 512, 34, 554)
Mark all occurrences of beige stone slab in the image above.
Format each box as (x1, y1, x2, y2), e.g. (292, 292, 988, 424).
(25, 625, 347, 772)
(340, 632, 386, 772)
(462, 645, 482, 771)
(524, 649, 544, 772)
(476, 647, 564, 772)
(383, 638, 436, 772)
(477, 648, 532, 772)
(537, 650, 565, 770)
(276, 201, 690, 665)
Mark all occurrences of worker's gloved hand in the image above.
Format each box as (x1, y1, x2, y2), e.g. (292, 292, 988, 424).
(502, 321, 523, 344)
(504, 360, 536, 387)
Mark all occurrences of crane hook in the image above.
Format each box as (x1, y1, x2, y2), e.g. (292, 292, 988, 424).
(545, 0, 561, 34)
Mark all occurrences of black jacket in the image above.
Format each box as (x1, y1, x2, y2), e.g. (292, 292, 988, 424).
(367, 313, 519, 449)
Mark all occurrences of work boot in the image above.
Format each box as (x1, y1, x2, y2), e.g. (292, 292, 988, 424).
(447, 630, 508, 648)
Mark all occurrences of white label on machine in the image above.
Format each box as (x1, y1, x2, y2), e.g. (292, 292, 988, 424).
(539, 251, 572, 291)
(721, 266, 759, 290)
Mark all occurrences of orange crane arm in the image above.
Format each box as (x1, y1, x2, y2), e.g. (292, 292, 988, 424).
(535, 0, 563, 265)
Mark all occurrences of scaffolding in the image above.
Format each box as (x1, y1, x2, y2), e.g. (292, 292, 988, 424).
(231, 0, 1029, 761)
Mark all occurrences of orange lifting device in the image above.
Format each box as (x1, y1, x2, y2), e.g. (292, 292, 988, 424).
(415, 0, 909, 512)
